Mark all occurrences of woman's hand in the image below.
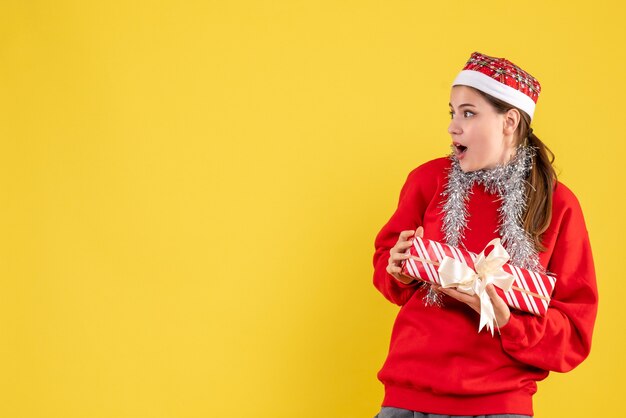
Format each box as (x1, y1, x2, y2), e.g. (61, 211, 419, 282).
(432, 283, 512, 327)
(386, 227, 424, 284)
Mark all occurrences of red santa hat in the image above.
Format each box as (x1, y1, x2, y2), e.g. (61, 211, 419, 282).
(452, 52, 541, 120)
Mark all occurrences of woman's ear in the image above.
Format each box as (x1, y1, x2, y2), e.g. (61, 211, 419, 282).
(503, 108, 521, 136)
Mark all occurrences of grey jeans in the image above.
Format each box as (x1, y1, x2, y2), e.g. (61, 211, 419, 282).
(374, 406, 532, 418)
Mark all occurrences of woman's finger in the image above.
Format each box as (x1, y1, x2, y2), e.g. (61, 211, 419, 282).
(388, 254, 409, 267)
(486, 284, 506, 306)
(441, 287, 472, 303)
(396, 240, 414, 250)
(399, 230, 415, 240)
(440, 287, 481, 312)
(391, 252, 411, 262)
(389, 242, 413, 259)
(386, 265, 403, 274)
(485, 284, 511, 326)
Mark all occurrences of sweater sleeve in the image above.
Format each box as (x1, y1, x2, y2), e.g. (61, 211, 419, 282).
(498, 191, 598, 372)
(372, 163, 436, 306)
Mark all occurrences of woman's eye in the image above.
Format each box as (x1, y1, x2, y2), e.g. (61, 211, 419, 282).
(448, 110, 475, 119)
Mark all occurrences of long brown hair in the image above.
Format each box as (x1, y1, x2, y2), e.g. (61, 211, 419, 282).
(474, 88, 557, 252)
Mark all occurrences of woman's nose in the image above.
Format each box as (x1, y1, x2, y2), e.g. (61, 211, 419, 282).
(448, 119, 461, 135)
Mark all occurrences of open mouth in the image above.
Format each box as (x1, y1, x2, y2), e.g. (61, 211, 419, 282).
(453, 143, 468, 157)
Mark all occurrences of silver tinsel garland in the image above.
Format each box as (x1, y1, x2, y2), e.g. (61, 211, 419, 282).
(423, 144, 544, 306)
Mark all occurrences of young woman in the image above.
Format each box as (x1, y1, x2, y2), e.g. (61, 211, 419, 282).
(372, 52, 598, 418)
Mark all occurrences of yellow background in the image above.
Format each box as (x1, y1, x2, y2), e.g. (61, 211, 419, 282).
(1, 1, 624, 417)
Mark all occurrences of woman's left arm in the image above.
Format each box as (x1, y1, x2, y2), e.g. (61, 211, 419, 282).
(496, 196, 598, 372)
(439, 191, 598, 372)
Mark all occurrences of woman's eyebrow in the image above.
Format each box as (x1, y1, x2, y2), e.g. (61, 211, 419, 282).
(448, 103, 477, 108)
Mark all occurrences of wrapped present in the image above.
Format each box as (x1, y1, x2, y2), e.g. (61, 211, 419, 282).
(400, 236, 556, 334)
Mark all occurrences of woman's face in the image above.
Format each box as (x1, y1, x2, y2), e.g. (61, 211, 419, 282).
(448, 86, 517, 172)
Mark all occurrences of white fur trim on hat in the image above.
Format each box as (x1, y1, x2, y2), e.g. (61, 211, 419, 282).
(452, 70, 536, 120)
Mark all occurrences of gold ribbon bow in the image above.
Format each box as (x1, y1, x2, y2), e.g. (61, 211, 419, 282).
(437, 238, 515, 335)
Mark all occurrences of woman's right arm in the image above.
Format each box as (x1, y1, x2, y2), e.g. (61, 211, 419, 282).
(373, 166, 430, 306)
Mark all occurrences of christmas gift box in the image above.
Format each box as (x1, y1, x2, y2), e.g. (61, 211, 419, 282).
(400, 236, 556, 334)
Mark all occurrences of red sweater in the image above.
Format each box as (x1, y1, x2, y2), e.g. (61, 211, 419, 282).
(373, 157, 598, 416)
